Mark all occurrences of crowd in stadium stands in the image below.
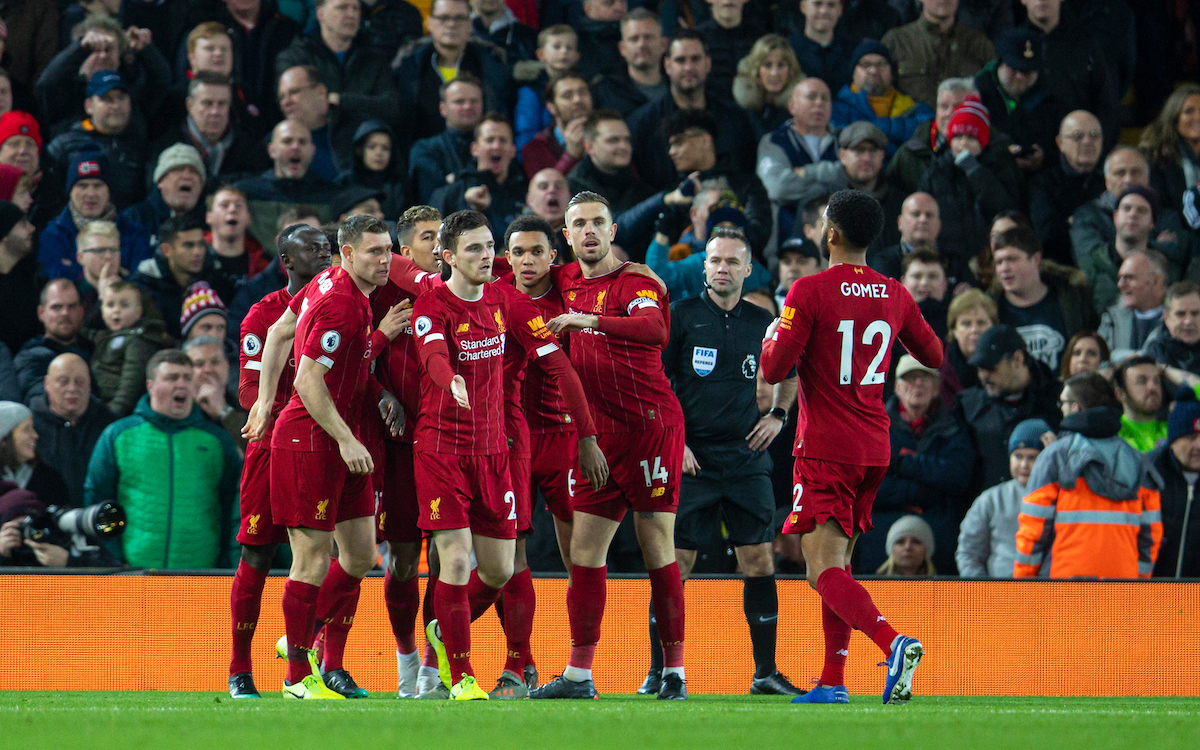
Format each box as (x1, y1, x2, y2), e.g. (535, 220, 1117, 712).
(2, 0, 1200, 579)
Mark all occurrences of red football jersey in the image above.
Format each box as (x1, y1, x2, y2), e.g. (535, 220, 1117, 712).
(494, 281, 566, 457)
(761, 263, 942, 466)
(519, 285, 575, 435)
(238, 287, 294, 443)
(557, 262, 683, 433)
(369, 255, 444, 442)
(272, 267, 375, 453)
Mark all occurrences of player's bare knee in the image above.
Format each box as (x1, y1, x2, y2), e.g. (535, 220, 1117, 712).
(735, 543, 775, 578)
(388, 544, 422, 580)
(241, 543, 276, 572)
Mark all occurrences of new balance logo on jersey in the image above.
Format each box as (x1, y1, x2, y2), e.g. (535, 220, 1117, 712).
(315, 499, 329, 521)
(650, 487, 665, 498)
(456, 322, 470, 334)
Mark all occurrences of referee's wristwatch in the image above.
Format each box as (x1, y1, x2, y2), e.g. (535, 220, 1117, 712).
(767, 407, 788, 426)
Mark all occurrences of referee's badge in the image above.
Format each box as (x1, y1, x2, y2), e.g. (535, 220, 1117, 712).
(692, 346, 717, 376)
(742, 354, 757, 379)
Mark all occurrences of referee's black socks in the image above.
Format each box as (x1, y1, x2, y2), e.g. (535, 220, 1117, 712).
(744, 575, 778, 679)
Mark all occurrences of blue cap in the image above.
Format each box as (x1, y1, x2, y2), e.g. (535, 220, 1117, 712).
(1008, 418, 1052, 454)
(1169, 386, 1200, 446)
(86, 70, 127, 99)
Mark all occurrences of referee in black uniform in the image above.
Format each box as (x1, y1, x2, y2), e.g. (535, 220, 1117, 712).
(637, 227, 801, 696)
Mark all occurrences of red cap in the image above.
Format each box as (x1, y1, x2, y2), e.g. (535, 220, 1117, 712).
(0, 111, 42, 151)
(946, 94, 990, 151)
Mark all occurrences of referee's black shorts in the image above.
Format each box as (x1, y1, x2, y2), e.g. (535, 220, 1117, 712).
(674, 443, 775, 550)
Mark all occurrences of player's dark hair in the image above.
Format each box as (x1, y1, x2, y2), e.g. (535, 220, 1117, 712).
(146, 349, 193, 380)
(566, 190, 611, 218)
(901, 248, 947, 276)
(664, 109, 717, 141)
(159, 214, 206, 247)
(275, 204, 322, 234)
(504, 214, 555, 250)
(320, 221, 341, 255)
(1064, 371, 1119, 411)
(396, 205, 443, 247)
(706, 226, 750, 257)
(1112, 354, 1158, 392)
(991, 209, 1032, 231)
(278, 223, 327, 260)
(993, 226, 1041, 258)
(338, 214, 388, 250)
(439, 210, 491, 254)
(824, 189, 883, 251)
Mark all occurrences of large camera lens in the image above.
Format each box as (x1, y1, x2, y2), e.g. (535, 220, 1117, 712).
(20, 512, 56, 543)
(57, 502, 126, 540)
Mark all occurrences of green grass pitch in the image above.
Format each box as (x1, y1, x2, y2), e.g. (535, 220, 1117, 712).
(3, 693, 1199, 749)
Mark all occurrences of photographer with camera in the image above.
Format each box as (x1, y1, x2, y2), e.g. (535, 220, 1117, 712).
(0, 400, 96, 568)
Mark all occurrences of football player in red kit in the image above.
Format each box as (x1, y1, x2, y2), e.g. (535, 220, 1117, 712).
(244, 215, 396, 699)
(760, 190, 942, 705)
(228, 224, 332, 699)
(412, 210, 605, 701)
(531, 192, 689, 701)
(367, 206, 446, 697)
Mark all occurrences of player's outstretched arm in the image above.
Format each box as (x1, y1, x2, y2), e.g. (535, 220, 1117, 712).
(242, 307, 298, 441)
(294, 354, 373, 474)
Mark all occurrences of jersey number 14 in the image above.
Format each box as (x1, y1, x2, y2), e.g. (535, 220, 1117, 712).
(640, 457, 669, 487)
(837, 319, 892, 386)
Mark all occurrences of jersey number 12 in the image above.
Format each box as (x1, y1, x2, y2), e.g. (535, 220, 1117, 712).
(837, 319, 892, 386)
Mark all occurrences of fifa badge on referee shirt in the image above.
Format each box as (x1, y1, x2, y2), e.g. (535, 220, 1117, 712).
(692, 347, 717, 376)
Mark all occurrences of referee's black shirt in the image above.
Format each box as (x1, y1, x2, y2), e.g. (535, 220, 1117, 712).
(664, 291, 791, 446)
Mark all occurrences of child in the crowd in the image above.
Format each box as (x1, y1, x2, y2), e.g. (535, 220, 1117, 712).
(956, 418, 1054, 578)
(90, 280, 174, 417)
(514, 25, 580, 151)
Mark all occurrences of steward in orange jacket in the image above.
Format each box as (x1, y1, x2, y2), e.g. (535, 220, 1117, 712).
(1014, 405, 1162, 578)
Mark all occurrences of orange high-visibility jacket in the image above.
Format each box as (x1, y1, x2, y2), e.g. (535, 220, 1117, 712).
(1014, 417, 1162, 579)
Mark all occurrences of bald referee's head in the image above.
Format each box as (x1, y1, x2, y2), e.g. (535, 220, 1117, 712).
(820, 189, 884, 257)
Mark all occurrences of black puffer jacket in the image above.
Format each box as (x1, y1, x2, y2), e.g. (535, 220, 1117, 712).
(917, 147, 1021, 285)
(956, 357, 1062, 492)
(1142, 443, 1200, 578)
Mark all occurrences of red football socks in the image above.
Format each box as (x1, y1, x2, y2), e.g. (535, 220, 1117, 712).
(466, 569, 503, 622)
(320, 585, 360, 672)
(819, 599, 852, 686)
(383, 570, 420, 654)
(281, 578, 320, 684)
(648, 563, 686, 668)
(314, 559, 361, 629)
(229, 560, 268, 675)
(501, 567, 536, 675)
(566, 564, 607, 670)
(422, 572, 439, 668)
(435, 580, 474, 680)
(816, 567, 900, 656)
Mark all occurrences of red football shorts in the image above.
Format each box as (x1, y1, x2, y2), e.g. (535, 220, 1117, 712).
(530, 431, 577, 522)
(237, 441, 288, 545)
(378, 440, 422, 544)
(413, 451, 516, 539)
(510, 448, 532, 536)
(269, 449, 375, 532)
(571, 426, 683, 523)
(781, 457, 887, 538)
